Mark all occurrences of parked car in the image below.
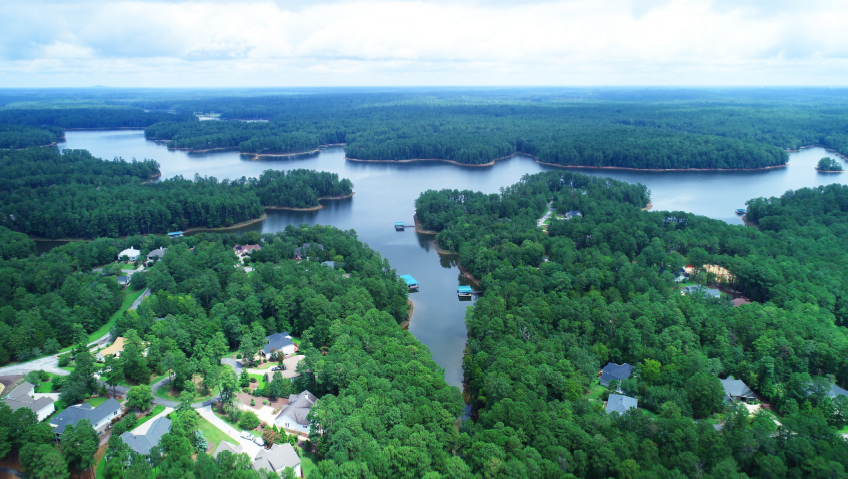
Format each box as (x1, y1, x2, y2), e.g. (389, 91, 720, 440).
(253, 437, 265, 446)
(239, 431, 252, 440)
(271, 366, 282, 371)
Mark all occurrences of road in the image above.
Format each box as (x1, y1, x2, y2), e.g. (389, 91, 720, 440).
(537, 201, 555, 227)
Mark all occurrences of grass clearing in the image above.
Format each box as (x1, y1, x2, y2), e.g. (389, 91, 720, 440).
(132, 405, 166, 430)
(34, 372, 61, 393)
(213, 411, 261, 437)
(86, 396, 108, 407)
(585, 379, 606, 401)
(61, 286, 145, 353)
(155, 375, 219, 402)
(198, 418, 231, 453)
(299, 446, 318, 477)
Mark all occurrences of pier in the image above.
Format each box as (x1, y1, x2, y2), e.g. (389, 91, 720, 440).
(395, 222, 414, 230)
(400, 275, 419, 291)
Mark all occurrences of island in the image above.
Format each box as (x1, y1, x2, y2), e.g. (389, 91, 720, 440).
(816, 156, 844, 172)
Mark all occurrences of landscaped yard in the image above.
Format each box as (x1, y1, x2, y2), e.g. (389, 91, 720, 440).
(198, 418, 231, 452)
(117, 372, 168, 388)
(298, 446, 318, 477)
(86, 396, 109, 407)
(155, 375, 219, 402)
(212, 411, 261, 437)
(585, 379, 606, 401)
(132, 405, 166, 430)
(34, 372, 61, 393)
(61, 286, 146, 353)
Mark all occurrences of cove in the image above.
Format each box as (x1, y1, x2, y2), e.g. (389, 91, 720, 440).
(59, 129, 848, 388)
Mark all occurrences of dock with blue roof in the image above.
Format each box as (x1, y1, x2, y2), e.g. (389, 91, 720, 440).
(400, 275, 419, 291)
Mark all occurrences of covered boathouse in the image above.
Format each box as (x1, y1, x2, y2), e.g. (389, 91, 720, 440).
(400, 275, 419, 291)
(457, 286, 473, 297)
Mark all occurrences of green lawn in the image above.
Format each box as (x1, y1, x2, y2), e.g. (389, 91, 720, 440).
(34, 372, 61, 393)
(213, 411, 261, 437)
(60, 286, 146, 353)
(585, 380, 606, 401)
(95, 453, 107, 479)
(86, 396, 109, 408)
(298, 447, 318, 477)
(199, 418, 234, 452)
(156, 378, 219, 402)
(117, 372, 168, 388)
(132, 405, 166, 430)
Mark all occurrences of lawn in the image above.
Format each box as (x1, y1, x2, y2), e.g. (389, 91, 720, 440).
(198, 418, 234, 452)
(34, 372, 61, 393)
(117, 372, 168, 388)
(585, 380, 606, 401)
(132, 405, 166, 430)
(213, 411, 261, 437)
(60, 286, 146, 353)
(95, 453, 107, 479)
(298, 446, 318, 477)
(155, 375, 219, 402)
(86, 396, 109, 407)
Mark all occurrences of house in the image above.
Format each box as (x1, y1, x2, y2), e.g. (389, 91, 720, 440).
(683, 285, 721, 298)
(720, 376, 756, 403)
(213, 440, 243, 459)
(50, 398, 122, 436)
(146, 247, 167, 262)
(275, 390, 318, 434)
(2, 382, 55, 421)
(321, 261, 335, 269)
(260, 332, 296, 358)
(565, 210, 583, 219)
(118, 247, 141, 262)
(120, 417, 171, 455)
(117, 276, 129, 286)
(167, 231, 183, 238)
(606, 394, 638, 415)
(600, 362, 633, 387)
(234, 244, 261, 257)
(294, 243, 323, 261)
(828, 384, 848, 400)
(96, 337, 126, 362)
(253, 443, 302, 477)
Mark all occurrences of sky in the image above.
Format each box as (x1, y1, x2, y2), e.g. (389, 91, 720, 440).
(1, 0, 847, 87)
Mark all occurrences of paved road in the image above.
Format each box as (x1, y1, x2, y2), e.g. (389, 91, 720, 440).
(129, 288, 151, 310)
(221, 358, 243, 375)
(537, 201, 555, 227)
(197, 405, 262, 458)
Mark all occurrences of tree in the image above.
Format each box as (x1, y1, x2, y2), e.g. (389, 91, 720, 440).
(239, 369, 251, 388)
(102, 355, 125, 398)
(220, 369, 238, 405)
(20, 443, 69, 479)
(177, 380, 196, 412)
(238, 410, 260, 430)
(262, 427, 279, 447)
(62, 419, 98, 477)
(121, 329, 150, 384)
(238, 333, 256, 366)
(126, 385, 153, 412)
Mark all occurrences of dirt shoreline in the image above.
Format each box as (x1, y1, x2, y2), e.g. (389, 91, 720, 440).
(741, 214, 761, 230)
(785, 144, 848, 161)
(263, 192, 356, 212)
(414, 214, 439, 235)
(182, 214, 267, 234)
(65, 127, 146, 131)
(642, 203, 653, 211)
(815, 168, 844, 173)
(400, 299, 414, 330)
(429, 239, 482, 288)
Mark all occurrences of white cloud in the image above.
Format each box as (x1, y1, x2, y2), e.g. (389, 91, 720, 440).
(1, 0, 847, 86)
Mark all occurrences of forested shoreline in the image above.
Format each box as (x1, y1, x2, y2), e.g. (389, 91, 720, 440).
(414, 171, 848, 477)
(0, 148, 353, 238)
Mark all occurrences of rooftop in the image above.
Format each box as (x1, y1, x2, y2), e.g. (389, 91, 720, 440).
(253, 443, 301, 474)
(50, 398, 121, 434)
(600, 362, 633, 386)
(263, 332, 294, 355)
(457, 286, 473, 293)
(278, 390, 317, 426)
(400, 275, 418, 286)
(99, 337, 126, 357)
(606, 394, 638, 415)
(2, 382, 54, 413)
(120, 417, 171, 455)
(147, 247, 167, 258)
(213, 440, 243, 459)
(720, 376, 755, 399)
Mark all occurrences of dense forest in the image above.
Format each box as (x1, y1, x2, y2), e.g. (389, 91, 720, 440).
(414, 171, 848, 477)
(0, 107, 195, 129)
(0, 125, 63, 149)
(0, 148, 352, 238)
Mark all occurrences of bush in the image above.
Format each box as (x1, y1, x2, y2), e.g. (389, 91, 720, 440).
(40, 371, 51, 382)
(24, 370, 45, 385)
(263, 400, 267, 405)
(238, 411, 260, 430)
(242, 387, 250, 393)
(57, 353, 72, 367)
(250, 399, 255, 406)
(236, 353, 242, 359)
(249, 377, 257, 383)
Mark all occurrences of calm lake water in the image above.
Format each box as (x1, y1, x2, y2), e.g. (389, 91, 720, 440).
(59, 130, 848, 387)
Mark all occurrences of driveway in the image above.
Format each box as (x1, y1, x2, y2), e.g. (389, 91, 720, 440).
(222, 358, 243, 375)
(196, 405, 262, 458)
(537, 201, 555, 227)
(0, 354, 69, 377)
(129, 288, 150, 311)
(246, 355, 304, 380)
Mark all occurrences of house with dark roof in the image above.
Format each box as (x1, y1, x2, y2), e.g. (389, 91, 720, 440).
(606, 394, 638, 415)
(565, 210, 583, 219)
(2, 382, 55, 421)
(260, 332, 296, 358)
(117, 276, 129, 286)
(294, 243, 323, 261)
(50, 398, 122, 436)
(253, 443, 302, 477)
(720, 376, 756, 403)
(275, 390, 317, 434)
(321, 261, 335, 269)
(120, 417, 171, 455)
(234, 244, 261, 257)
(683, 285, 721, 298)
(600, 362, 633, 387)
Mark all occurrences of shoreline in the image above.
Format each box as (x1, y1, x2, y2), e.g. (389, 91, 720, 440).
(642, 203, 653, 211)
(65, 127, 146, 131)
(154, 142, 346, 157)
(182, 214, 267, 234)
(741, 214, 761, 230)
(785, 144, 848, 161)
(400, 299, 414, 331)
(815, 168, 844, 173)
(262, 192, 356, 212)
(414, 214, 439, 235)
(429, 239, 482, 288)
(346, 153, 790, 172)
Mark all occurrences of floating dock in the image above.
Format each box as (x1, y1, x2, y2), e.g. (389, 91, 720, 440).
(395, 222, 405, 230)
(400, 275, 419, 291)
(168, 231, 184, 238)
(457, 286, 473, 297)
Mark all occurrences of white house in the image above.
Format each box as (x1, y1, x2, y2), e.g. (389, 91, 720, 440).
(275, 390, 317, 435)
(118, 247, 141, 262)
(50, 398, 122, 436)
(2, 382, 55, 421)
(253, 443, 302, 477)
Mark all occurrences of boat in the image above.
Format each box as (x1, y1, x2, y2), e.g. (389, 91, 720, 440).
(735, 209, 747, 215)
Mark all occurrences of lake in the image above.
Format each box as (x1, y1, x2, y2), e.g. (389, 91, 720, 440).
(59, 130, 848, 388)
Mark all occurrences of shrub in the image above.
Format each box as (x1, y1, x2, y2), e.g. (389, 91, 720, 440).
(57, 353, 72, 367)
(193, 430, 208, 452)
(238, 411, 260, 430)
(40, 371, 51, 382)
(249, 377, 257, 383)
(250, 399, 255, 406)
(263, 400, 267, 405)
(242, 387, 250, 393)
(236, 353, 242, 359)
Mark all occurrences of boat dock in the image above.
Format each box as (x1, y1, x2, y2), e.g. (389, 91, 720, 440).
(400, 275, 419, 291)
(457, 286, 481, 297)
(735, 209, 747, 215)
(395, 222, 414, 230)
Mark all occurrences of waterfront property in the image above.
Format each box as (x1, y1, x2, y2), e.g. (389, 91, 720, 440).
(395, 222, 405, 230)
(565, 210, 583, 219)
(400, 275, 419, 291)
(275, 390, 317, 435)
(50, 398, 122, 436)
(294, 242, 323, 261)
(234, 244, 262, 257)
(2, 382, 55, 421)
(736, 208, 747, 215)
(600, 362, 633, 387)
(606, 394, 638, 415)
(457, 286, 473, 297)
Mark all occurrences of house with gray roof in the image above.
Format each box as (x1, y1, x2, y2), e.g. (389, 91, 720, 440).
(720, 376, 756, 403)
(120, 417, 170, 455)
(252, 443, 302, 477)
(275, 390, 317, 434)
(2, 382, 55, 421)
(260, 332, 296, 358)
(50, 398, 122, 436)
(146, 247, 167, 262)
(606, 394, 638, 415)
(600, 362, 633, 387)
(294, 243, 323, 261)
(213, 440, 243, 459)
(829, 384, 848, 400)
(683, 285, 721, 298)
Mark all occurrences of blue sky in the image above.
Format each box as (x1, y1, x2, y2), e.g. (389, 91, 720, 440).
(1, 0, 846, 87)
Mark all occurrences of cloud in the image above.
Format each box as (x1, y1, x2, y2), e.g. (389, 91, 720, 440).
(1, 0, 847, 86)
